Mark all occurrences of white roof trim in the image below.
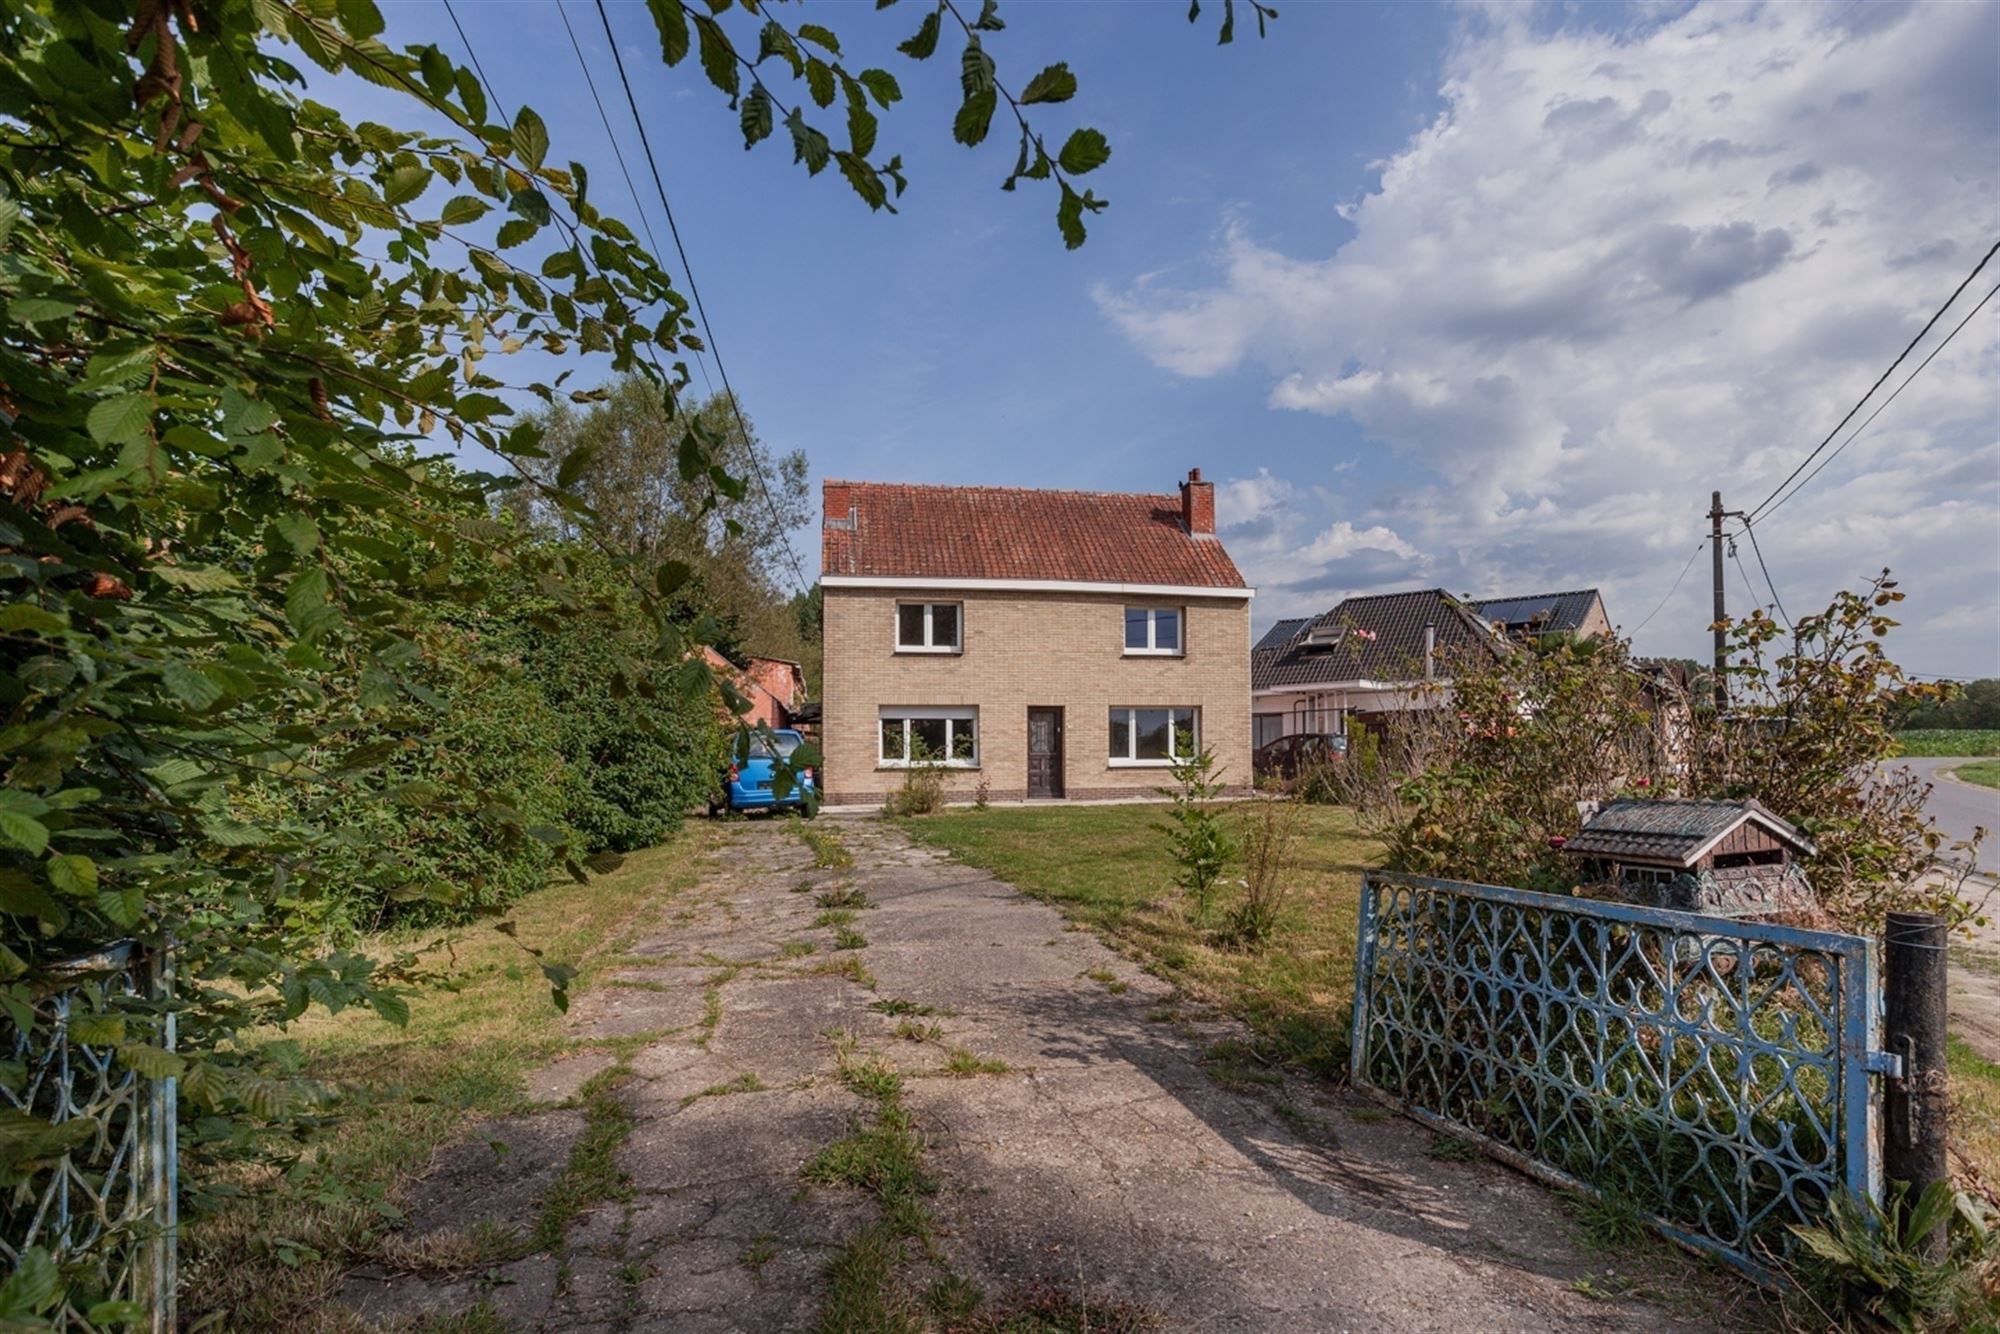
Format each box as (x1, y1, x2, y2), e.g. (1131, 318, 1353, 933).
(1252, 679, 1438, 697)
(821, 575, 1253, 599)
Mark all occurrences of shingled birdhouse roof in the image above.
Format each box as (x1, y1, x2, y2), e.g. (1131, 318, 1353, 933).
(1562, 797, 1816, 868)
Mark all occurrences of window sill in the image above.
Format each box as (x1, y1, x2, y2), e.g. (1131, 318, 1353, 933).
(1107, 758, 1186, 768)
(893, 646, 963, 655)
(876, 762, 980, 771)
(1121, 649, 1185, 658)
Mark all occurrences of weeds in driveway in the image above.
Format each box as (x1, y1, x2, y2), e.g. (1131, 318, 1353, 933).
(1424, 1134, 1478, 1164)
(797, 823, 855, 869)
(679, 1072, 767, 1109)
(780, 940, 818, 959)
(740, 1231, 778, 1277)
(815, 886, 871, 909)
(534, 1064, 637, 1251)
(938, 1049, 1010, 1078)
(813, 955, 878, 990)
(893, 1020, 944, 1043)
(834, 927, 869, 951)
(870, 998, 937, 1017)
(814, 907, 858, 929)
(1083, 967, 1129, 996)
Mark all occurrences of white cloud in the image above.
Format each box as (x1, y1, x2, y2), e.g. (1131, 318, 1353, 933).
(1103, 1, 2000, 671)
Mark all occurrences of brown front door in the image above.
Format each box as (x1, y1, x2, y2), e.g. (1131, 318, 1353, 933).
(1027, 708, 1064, 799)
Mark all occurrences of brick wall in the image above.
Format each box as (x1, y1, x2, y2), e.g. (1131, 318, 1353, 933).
(821, 587, 1251, 806)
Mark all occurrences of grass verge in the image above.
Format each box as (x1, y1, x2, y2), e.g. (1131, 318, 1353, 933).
(898, 804, 1377, 1074)
(1951, 760, 2000, 790)
(178, 828, 712, 1330)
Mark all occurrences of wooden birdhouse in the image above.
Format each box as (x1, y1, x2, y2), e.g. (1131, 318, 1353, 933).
(1562, 797, 1817, 918)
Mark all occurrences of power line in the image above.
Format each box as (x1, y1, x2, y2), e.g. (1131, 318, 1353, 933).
(1629, 540, 1705, 636)
(588, 0, 813, 598)
(446, 0, 809, 597)
(1747, 238, 1999, 523)
(1738, 518, 1790, 628)
(1757, 279, 2000, 523)
(552, 2, 720, 405)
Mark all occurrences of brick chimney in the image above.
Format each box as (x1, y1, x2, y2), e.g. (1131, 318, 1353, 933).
(1179, 467, 1215, 536)
(822, 480, 856, 527)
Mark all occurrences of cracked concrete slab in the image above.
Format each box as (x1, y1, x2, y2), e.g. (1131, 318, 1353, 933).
(336, 815, 1744, 1332)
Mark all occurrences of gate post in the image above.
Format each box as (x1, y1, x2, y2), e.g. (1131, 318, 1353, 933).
(1883, 911, 1949, 1257)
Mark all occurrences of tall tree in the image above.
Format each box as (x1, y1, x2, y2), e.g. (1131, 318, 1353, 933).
(507, 378, 810, 663)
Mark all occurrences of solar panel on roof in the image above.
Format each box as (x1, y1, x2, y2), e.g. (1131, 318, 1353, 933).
(1477, 596, 1563, 624)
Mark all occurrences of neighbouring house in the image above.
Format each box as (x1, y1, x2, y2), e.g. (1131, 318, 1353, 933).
(1250, 589, 1511, 748)
(702, 646, 808, 731)
(1562, 797, 1817, 918)
(818, 470, 1253, 806)
(1466, 588, 1610, 642)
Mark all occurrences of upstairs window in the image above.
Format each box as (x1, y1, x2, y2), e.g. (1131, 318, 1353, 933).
(896, 602, 961, 652)
(1123, 607, 1183, 655)
(1108, 707, 1198, 765)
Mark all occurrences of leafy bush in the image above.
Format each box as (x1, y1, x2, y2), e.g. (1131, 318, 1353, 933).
(1228, 796, 1301, 944)
(1783, 1180, 2000, 1331)
(1379, 572, 1982, 933)
(520, 582, 722, 853)
(884, 735, 947, 817)
(259, 624, 579, 934)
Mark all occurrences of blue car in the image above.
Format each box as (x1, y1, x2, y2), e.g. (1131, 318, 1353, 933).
(710, 728, 816, 816)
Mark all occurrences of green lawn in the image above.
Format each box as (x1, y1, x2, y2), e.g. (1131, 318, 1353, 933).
(896, 803, 1378, 1074)
(1952, 760, 2000, 790)
(1895, 729, 2000, 757)
(178, 826, 717, 1332)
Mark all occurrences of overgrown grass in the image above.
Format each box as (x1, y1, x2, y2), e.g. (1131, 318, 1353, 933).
(899, 804, 1377, 1075)
(1895, 729, 2000, 757)
(1950, 1036, 2000, 1189)
(1952, 760, 2000, 790)
(178, 830, 714, 1331)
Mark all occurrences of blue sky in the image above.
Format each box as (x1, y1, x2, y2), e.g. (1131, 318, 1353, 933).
(343, 1, 1998, 675)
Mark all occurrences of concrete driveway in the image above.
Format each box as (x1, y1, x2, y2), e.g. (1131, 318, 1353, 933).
(338, 819, 1746, 1332)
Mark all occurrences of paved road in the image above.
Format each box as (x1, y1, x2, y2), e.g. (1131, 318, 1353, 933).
(1883, 757, 1998, 873)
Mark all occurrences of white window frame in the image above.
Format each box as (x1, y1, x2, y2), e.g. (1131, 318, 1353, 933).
(878, 706, 980, 769)
(1108, 706, 1199, 767)
(1122, 606, 1185, 656)
(895, 601, 962, 654)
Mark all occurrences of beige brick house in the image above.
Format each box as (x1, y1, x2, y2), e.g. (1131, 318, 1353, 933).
(819, 471, 1253, 806)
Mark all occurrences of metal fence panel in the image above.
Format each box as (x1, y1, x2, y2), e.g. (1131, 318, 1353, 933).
(1350, 872, 1880, 1281)
(1, 942, 177, 1332)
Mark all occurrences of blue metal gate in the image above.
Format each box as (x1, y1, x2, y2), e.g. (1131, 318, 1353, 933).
(1349, 872, 1888, 1281)
(1, 942, 177, 1331)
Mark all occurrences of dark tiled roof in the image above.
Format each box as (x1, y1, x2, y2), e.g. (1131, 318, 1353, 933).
(1563, 798, 1814, 865)
(1254, 618, 1308, 652)
(820, 481, 1247, 589)
(1250, 589, 1509, 690)
(1468, 588, 1602, 635)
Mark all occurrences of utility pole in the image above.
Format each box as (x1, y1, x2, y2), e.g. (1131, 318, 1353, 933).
(1709, 491, 1728, 714)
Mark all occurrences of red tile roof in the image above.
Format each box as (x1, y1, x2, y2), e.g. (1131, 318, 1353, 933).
(820, 480, 1248, 590)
